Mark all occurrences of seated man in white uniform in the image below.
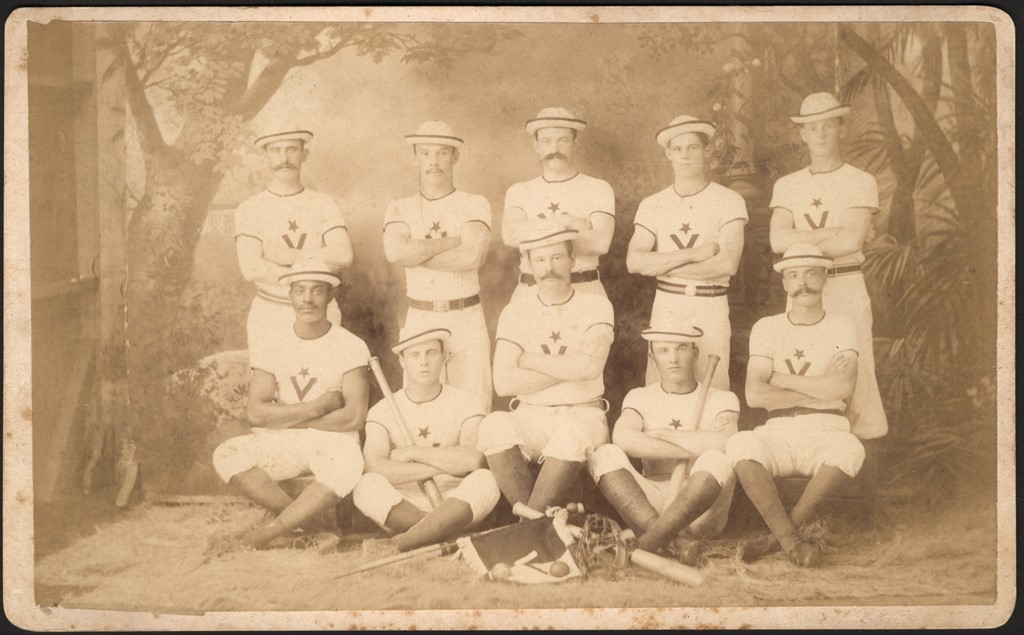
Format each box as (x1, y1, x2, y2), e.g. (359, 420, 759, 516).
(353, 326, 500, 552)
(627, 115, 748, 390)
(235, 127, 353, 350)
(589, 322, 739, 565)
(477, 222, 615, 513)
(502, 107, 616, 299)
(383, 121, 493, 411)
(212, 259, 369, 550)
(726, 244, 865, 568)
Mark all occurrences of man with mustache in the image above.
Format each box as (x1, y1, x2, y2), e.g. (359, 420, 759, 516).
(627, 115, 748, 390)
(768, 92, 887, 443)
(234, 128, 353, 350)
(726, 243, 864, 567)
(502, 107, 615, 299)
(383, 121, 493, 411)
(211, 259, 369, 551)
(588, 322, 739, 566)
(477, 222, 615, 513)
(353, 326, 499, 552)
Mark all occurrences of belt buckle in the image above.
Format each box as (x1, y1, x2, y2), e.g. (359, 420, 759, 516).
(684, 285, 697, 297)
(432, 299, 448, 313)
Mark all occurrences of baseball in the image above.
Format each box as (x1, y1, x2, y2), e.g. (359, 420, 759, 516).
(490, 562, 512, 580)
(548, 561, 570, 578)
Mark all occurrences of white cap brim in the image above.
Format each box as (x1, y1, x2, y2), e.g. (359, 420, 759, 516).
(656, 120, 716, 148)
(641, 326, 703, 342)
(790, 105, 850, 124)
(405, 134, 464, 149)
(518, 228, 579, 252)
(254, 130, 313, 148)
(278, 270, 340, 288)
(773, 255, 833, 272)
(392, 328, 452, 355)
(525, 117, 587, 136)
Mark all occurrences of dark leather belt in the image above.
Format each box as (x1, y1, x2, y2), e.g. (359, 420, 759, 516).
(520, 270, 600, 285)
(768, 407, 846, 419)
(656, 281, 729, 297)
(827, 264, 861, 277)
(407, 295, 481, 312)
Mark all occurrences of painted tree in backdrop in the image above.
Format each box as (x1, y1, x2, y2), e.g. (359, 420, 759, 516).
(101, 22, 520, 492)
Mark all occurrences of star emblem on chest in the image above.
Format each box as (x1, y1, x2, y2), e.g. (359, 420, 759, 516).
(547, 202, 561, 214)
(430, 221, 442, 233)
(679, 222, 692, 234)
(288, 219, 299, 232)
(298, 367, 310, 378)
(811, 198, 823, 209)
(794, 349, 805, 360)
(668, 419, 683, 430)
(549, 331, 561, 343)
(417, 427, 431, 439)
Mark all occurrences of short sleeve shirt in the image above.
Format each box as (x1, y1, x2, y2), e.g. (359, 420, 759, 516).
(384, 190, 491, 301)
(769, 163, 879, 266)
(496, 290, 614, 406)
(621, 383, 740, 478)
(505, 173, 615, 274)
(748, 312, 858, 412)
(234, 189, 348, 301)
(250, 323, 369, 413)
(365, 384, 484, 450)
(633, 182, 748, 286)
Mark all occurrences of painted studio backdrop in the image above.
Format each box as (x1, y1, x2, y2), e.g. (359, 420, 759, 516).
(28, 20, 998, 499)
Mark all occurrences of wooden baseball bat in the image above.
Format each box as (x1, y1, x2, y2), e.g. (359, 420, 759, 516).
(368, 356, 444, 509)
(669, 353, 722, 495)
(512, 505, 704, 586)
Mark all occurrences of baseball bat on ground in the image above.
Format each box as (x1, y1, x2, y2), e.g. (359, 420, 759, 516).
(512, 504, 704, 586)
(368, 356, 444, 508)
(669, 354, 722, 495)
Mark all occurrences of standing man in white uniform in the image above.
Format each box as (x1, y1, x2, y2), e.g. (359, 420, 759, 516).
(353, 327, 499, 552)
(211, 259, 369, 550)
(768, 92, 887, 441)
(235, 128, 353, 350)
(726, 244, 865, 568)
(502, 107, 616, 298)
(383, 121, 493, 411)
(627, 116, 748, 390)
(477, 223, 615, 513)
(588, 322, 739, 565)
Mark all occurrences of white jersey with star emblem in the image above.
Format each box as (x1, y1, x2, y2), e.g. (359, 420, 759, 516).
(621, 382, 739, 478)
(748, 312, 858, 412)
(249, 323, 370, 438)
(633, 181, 748, 287)
(505, 173, 615, 274)
(384, 190, 492, 301)
(366, 384, 484, 451)
(769, 163, 878, 266)
(496, 290, 614, 406)
(234, 188, 348, 302)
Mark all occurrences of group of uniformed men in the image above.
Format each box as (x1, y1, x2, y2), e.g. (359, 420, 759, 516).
(210, 92, 887, 569)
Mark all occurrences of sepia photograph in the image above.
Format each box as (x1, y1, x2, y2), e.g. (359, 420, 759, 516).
(3, 5, 1015, 630)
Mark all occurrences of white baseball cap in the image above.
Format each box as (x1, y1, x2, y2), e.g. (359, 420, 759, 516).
(773, 243, 833, 272)
(254, 128, 313, 149)
(656, 115, 716, 149)
(518, 220, 579, 253)
(525, 107, 587, 136)
(404, 120, 464, 149)
(278, 258, 341, 288)
(392, 327, 452, 355)
(641, 322, 703, 343)
(790, 93, 851, 124)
